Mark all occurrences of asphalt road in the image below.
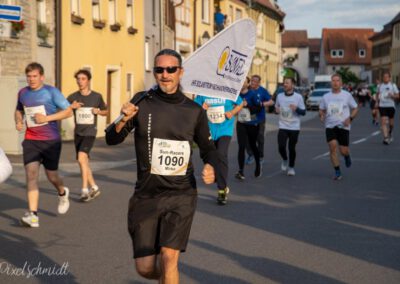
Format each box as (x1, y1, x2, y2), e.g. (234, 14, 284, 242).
(0, 106, 399, 283)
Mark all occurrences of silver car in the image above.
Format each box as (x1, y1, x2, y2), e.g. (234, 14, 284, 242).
(306, 89, 330, 110)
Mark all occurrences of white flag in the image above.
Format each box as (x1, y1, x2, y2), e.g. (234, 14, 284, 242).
(181, 19, 256, 101)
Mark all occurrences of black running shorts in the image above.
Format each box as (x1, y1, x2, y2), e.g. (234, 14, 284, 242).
(22, 139, 62, 170)
(325, 127, 350, 146)
(379, 107, 395, 119)
(74, 135, 95, 158)
(128, 193, 197, 259)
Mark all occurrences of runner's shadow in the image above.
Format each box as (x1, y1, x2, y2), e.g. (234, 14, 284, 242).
(0, 229, 79, 283)
(189, 239, 345, 284)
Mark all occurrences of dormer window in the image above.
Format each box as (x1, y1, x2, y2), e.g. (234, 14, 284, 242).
(331, 49, 344, 58)
(359, 49, 366, 58)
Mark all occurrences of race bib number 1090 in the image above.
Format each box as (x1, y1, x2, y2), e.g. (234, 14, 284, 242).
(151, 138, 190, 176)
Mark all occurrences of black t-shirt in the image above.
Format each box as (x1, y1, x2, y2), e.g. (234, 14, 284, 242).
(106, 87, 225, 198)
(67, 91, 107, 136)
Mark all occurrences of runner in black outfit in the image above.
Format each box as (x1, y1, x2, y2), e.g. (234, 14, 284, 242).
(105, 49, 225, 284)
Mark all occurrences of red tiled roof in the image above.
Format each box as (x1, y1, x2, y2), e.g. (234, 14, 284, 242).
(308, 38, 321, 52)
(282, 30, 308, 48)
(322, 28, 374, 65)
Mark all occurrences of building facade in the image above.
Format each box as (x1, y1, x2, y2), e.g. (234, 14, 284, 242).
(319, 28, 374, 83)
(391, 14, 400, 85)
(60, 0, 145, 140)
(0, 0, 56, 154)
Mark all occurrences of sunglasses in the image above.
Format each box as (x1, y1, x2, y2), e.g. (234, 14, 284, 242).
(153, 66, 181, 74)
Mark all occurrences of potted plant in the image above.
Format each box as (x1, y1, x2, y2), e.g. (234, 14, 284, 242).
(71, 12, 85, 25)
(37, 22, 51, 44)
(110, 22, 121, 32)
(93, 19, 106, 29)
(127, 26, 138, 35)
(11, 20, 25, 38)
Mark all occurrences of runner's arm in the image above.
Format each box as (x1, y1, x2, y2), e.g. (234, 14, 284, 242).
(14, 110, 24, 131)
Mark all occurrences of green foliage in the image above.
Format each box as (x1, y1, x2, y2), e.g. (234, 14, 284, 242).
(336, 67, 362, 85)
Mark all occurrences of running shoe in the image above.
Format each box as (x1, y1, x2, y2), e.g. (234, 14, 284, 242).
(20, 212, 39, 228)
(260, 157, 265, 164)
(217, 187, 230, 205)
(255, 164, 262, 178)
(80, 188, 90, 202)
(235, 171, 245, 180)
(88, 185, 101, 201)
(383, 138, 390, 145)
(245, 155, 254, 165)
(287, 167, 296, 176)
(344, 155, 352, 168)
(333, 170, 342, 181)
(281, 160, 288, 171)
(389, 135, 394, 143)
(58, 187, 70, 214)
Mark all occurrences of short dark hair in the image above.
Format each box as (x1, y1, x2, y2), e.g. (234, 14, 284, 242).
(251, 75, 261, 81)
(25, 62, 44, 75)
(331, 73, 342, 81)
(74, 69, 92, 80)
(382, 71, 391, 77)
(283, 77, 296, 84)
(154, 49, 182, 67)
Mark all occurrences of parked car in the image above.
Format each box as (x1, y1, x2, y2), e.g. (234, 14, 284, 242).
(306, 88, 330, 110)
(314, 75, 332, 89)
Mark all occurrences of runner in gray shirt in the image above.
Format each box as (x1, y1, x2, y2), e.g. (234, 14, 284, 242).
(67, 69, 108, 201)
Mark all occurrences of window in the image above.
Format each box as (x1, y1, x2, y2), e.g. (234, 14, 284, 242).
(71, 0, 80, 15)
(228, 5, 233, 25)
(184, 1, 190, 25)
(127, 73, 133, 98)
(201, 0, 210, 24)
(109, 0, 117, 24)
(92, 0, 101, 21)
(145, 40, 150, 71)
(37, 0, 46, 23)
(331, 49, 344, 58)
(359, 49, 366, 58)
(235, 9, 242, 20)
(152, 0, 156, 24)
(126, 0, 134, 27)
(164, 0, 174, 30)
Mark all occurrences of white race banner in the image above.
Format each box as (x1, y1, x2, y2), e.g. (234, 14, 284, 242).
(181, 19, 256, 102)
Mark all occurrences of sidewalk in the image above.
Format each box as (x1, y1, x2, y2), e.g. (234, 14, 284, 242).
(4, 137, 136, 186)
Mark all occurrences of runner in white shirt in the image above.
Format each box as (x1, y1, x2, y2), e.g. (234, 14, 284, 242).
(275, 77, 306, 176)
(319, 74, 358, 180)
(376, 71, 399, 145)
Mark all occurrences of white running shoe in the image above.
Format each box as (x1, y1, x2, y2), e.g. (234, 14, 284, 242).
(281, 160, 288, 171)
(20, 212, 39, 228)
(80, 188, 90, 202)
(89, 185, 101, 200)
(287, 168, 296, 176)
(58, 187, 70, 214)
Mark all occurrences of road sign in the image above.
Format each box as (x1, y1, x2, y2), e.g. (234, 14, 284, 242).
(0, 4, 22, 22)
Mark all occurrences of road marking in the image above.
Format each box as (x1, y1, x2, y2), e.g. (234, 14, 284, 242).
(313, 152, 329, 160)
(371, 131, 380, 136)
(327, 218, 400, 237)
(352, 138, 367, 144)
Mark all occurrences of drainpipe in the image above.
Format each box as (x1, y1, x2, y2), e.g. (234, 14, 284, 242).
(55, 0, 61, 90)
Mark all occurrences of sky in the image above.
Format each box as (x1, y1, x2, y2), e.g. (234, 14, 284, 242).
(276, 0, 400, 38)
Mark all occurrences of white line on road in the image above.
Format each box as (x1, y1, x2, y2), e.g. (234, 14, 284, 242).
(313, 152, 329, 160)
(371, 131, 380, 136)
(352, 138, 367, 144)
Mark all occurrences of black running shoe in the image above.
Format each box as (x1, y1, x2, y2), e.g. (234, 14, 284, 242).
(217, 187, 229, 205)
(235, 171, 245, 180)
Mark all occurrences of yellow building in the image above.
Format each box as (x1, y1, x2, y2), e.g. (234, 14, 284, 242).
(216, 0, 248, 27)
(61, 0, 144, 139)
(247, 1, 285, 93)
(193, 0, 214, 50)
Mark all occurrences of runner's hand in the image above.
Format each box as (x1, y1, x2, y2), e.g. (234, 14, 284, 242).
(202, 163, 215, 184)
(289, 104, 297, 111)
(71, 100, 83, 109)
(225, 111, 233, 119)
(202, 103, 209, 110)
(34, 113, 47, 124)
(121, 102, 139, 121)
(343, 117, 351, 127)
(16, 121, 23, 131)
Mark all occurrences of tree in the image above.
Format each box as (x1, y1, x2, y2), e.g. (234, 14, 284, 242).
(336, 67, 361, 85)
